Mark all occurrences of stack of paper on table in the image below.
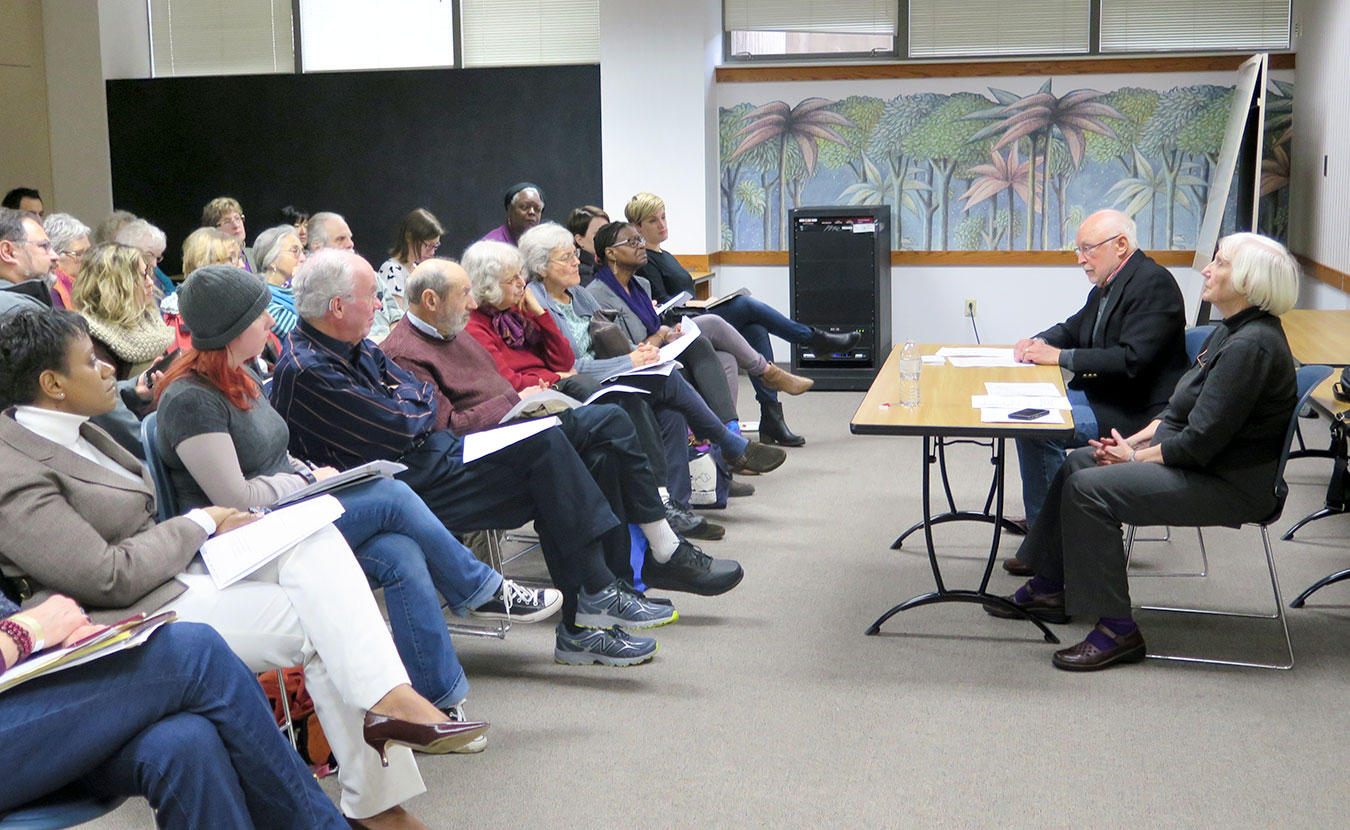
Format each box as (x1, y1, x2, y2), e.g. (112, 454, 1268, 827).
(976, 381, 1072, 424)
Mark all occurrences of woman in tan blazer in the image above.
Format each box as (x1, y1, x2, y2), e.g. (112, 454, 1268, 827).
(0, 308, 483, 830)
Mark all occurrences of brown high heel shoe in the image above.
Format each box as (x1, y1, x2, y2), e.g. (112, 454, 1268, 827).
(759, 363, 814, 395)
(362, 712, 490, 767)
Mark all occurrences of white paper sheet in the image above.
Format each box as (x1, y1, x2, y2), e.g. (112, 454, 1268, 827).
(199, 495, 345, 590)
(948, 357, 1033, 368)
(984, 382, 1062, 396)
(921, 355, 946, 365)
(601, 360, 678, 382)
(934, 346, 1015, 358)
(584, 384, 650, 404)
(658, 315, 701, 362)
(980, 407, 1066, 424)
(972, 395, 1073, 410)
(462, 416, 561, 463)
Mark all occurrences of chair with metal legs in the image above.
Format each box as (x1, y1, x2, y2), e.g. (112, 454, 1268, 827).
(1124, 364, 1332, 670)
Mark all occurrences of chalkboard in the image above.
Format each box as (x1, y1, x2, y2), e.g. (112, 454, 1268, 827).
(106, 64, 602, 276)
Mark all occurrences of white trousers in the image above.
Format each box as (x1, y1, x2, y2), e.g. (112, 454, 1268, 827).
(165, 524, 426, 819)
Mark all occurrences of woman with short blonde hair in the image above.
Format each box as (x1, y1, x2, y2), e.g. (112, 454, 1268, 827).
(71, 242, 174, 381)
(182, 227, 244, 277)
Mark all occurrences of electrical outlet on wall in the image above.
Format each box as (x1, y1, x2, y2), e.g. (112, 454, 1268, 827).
(964, 298, 977, 318)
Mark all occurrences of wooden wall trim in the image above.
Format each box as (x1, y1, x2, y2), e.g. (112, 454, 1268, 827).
(1295, 254, 1348, 293)
(716, 53, 1294, 84)
(711, 250, 1194, 267)
(673, 253, 713, 270)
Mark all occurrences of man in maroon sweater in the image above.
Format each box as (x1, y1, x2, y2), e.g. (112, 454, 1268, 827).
(381, 258, 743, 598)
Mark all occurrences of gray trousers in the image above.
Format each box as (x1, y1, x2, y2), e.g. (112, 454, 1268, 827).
(1016, 447, 1273, 618)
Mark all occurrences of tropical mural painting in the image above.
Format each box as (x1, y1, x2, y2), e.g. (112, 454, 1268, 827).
(718, 73, 1293, 252)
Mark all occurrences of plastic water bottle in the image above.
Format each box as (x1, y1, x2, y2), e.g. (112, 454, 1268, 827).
(898, 339, 921, 408)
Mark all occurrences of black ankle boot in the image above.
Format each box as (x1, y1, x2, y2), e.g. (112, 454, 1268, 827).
(759, 400, 805, 447)
(808, 327, 860, 352)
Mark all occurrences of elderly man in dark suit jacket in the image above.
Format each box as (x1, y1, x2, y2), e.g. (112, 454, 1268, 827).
(1005, 210, 1188, 574)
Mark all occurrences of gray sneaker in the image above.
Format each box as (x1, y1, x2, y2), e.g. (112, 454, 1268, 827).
(664, 499, 726, 541)
(554, 624, 657, 666)
(575, 580, 678, 629)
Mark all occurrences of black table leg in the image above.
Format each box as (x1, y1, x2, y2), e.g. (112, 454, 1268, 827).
(890, 437, 1027, 549)
(868, 437, 1060, 644)
(1283, 420, 1348, 541)
(1290, 568, 1350, 607)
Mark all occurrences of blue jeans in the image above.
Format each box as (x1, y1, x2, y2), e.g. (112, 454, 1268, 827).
(1014, 386, 1099, 528)
(0, 623, 345, 829)
(708, 295, 813, 404)
(333, 478, 501, 709)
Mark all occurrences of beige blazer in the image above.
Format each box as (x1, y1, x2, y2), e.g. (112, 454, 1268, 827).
(0, 410, 206, 622)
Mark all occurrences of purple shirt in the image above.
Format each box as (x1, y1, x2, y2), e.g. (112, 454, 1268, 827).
(480, 224, 519, 245)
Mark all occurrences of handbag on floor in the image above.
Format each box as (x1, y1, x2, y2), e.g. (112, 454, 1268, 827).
(688, 443, 730, 509)
(258, 667, 337, 777)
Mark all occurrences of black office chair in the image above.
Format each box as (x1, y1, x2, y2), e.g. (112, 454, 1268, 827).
(1125, 363, 1332, 670)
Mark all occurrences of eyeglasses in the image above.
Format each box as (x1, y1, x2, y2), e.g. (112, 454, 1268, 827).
(216, 213, 246, 228)
(61, 247, 89, 259)
(550, 250, 580, 264)
(140, 250, 164, 265)
(282, 246, 304, 257)
(22, 238, 54, 253)
(1072, 234, 1121, 257)
(609, 237, 645, 250)
(419, 240, 441, 254)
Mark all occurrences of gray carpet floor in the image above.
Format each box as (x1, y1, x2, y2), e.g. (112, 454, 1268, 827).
(88, 383, 1350, 828)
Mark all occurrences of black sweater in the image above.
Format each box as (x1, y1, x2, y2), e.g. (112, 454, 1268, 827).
(1154, 306, 1296, 507)
(636, 249, 695, 302)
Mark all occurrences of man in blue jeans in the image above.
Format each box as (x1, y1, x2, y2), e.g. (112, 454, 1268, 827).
(1005, 210, 1188, 575)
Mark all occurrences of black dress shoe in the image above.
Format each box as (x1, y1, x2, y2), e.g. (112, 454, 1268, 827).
(1052, 625, 1147, 671)
(808, 327, 861, 352)
(982, 586, 1070, 624)
(1002, 557, 1034, 576)
(731, 441, 786, 474)
(642, 541, 744, 596)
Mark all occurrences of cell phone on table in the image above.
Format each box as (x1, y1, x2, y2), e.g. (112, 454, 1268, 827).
(1008, 407, 1050, 421)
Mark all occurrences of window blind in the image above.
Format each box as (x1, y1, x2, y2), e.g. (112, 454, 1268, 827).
(298, 0, 456, 73)
(149, 0, 294, 77)
(908, 0, 1089, 57)
(723, 0, 899, 36)
(1099, 0, 1291, 53)
(460, 0, 599, 68)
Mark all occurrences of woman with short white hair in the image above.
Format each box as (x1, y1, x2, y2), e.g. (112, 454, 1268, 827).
(252, 224, 307, 336)
(42, 212, 90, 310)
(988, 232, 1302, 672)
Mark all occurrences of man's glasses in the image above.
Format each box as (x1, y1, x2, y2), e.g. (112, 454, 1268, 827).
(23, 238, 54, 253)
(1072, 234, 1121, 257)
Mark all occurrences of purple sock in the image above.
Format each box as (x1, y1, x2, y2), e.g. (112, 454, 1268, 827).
(1085, 616, 1137, 651)
(1028, 575, 1063, 594)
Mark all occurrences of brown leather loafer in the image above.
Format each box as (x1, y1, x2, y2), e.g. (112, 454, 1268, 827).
(1051, 625, 1147, 671)
(1001, 557, 1034, 576)
(983, 586, 1070, 624)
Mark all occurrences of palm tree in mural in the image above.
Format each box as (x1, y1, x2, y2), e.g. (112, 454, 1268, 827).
(727, 98, 851, 247)
(1105, 148, 1204, 248)
(957, 144, 1039, 251)
(962, 80, 1123, 250)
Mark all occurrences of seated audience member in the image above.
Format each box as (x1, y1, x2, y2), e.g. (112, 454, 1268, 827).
(375, 208, 443, 340)
(1, 187, 43, 216)
(306, 211, 355, 252)
(0, 308, 487, 830)
(182, 226, 246, 274)
(565, 205, 608, 285)
(514, 223, 788, 484)
(463, 238, 788, 478)
(481, 182, 543, 245)
(382, 257, 744, 589)
(586, 221, 804, 421)
(201, 197, 254, 271)
(89, 209, 136, 246)
(280, 204, 310, 248)
(252, 224, 307, 337)
(628, 192, 857, 446)
(156, 264, 560, 733)
(0, 597, 348, 829)
(987, 233, 1299, 671)
(115, 218, 176, 297)
(71, 243, 174, 382)
(0, 207, 58, 293)
(1002, 210, 1189, 575)
(270, 248, 675, 666)
(42, 213, 91, 309)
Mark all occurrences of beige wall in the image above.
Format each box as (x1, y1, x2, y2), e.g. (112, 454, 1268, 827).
(0, 0, 54, 208)
(43, 0, 114, 222)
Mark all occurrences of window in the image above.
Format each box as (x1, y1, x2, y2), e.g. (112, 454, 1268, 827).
(724, 0, 899, 58)
(1099, 0, 1292, 53)
(908, 0, 1089, 58)
(298, 0, 456, 73)
(460, 0, 599, 68)
(148, 0, 294, 77)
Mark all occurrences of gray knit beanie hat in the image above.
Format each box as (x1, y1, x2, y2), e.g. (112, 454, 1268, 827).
(178, 264, 272, 350)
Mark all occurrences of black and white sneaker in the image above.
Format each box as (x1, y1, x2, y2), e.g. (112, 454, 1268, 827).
(664, 499, 726, 540)
(436, 701, 488, 753)
(468, 580, 562, 623)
